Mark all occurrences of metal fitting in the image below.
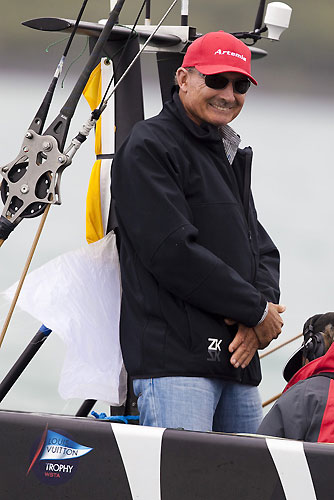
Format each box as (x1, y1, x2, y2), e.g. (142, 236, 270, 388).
(43, 141, 53, 152)
(20, 184, 29, 194)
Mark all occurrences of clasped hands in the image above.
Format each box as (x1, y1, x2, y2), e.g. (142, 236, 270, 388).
(225, 302, 286, 369)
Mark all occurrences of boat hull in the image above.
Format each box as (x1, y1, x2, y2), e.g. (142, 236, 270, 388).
(0, 409, 333, 499)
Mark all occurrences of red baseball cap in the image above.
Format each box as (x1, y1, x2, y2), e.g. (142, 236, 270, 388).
(182, 31, 257, 85)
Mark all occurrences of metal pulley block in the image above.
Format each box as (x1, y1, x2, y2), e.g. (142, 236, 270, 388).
(0, 130, 70, 223)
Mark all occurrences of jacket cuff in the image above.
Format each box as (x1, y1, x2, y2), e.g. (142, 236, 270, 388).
(256, 301, 269, 326)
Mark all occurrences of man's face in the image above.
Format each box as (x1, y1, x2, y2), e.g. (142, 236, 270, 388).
(177, 68, 246, 127)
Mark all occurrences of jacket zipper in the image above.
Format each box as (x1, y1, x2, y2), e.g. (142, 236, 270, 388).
(219, 142, 257, 283)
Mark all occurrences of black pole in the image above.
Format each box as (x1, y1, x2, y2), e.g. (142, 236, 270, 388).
(43, 0, 126, 151)
(145, 0, 151, 22)
(28, 0, 90, 135)
(254, 0, 266, 31)
(181, 15, 188, 26)
(0, 325, 51, 403)
(75, 399, 97, 417)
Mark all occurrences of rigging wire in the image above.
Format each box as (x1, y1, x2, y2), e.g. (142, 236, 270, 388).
(95, 0, 149, 117)
(1, 0, 91, 243)
(99, 0, 180, 113)
(0, 0, 180, 342)
(0, 0, 90, 343)
(0, 0, 154, 344)
(45, 36, 71, 53)
(61, 36, 89, 88)
(44, 35, 90, 89)
(62, 0, 90, 59)
(0, 0, 144, 247)
(41, 0, 127, 152)
(65, 0, 180, 159)
(29, 0, 91, 134)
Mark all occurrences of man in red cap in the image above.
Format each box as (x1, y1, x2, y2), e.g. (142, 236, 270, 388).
(112, 31, 285, 433)
(177, 31, 258, 128)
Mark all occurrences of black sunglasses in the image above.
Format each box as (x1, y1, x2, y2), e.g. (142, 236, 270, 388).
(202, 73, 251, 94)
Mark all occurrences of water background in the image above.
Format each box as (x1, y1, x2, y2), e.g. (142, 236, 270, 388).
(0, 68, 333, 418)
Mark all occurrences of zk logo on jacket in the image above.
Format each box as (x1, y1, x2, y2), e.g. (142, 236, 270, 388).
(27, 425, 93, 484)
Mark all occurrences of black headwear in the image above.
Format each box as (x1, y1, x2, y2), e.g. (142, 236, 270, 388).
(283, 313, 334, 382)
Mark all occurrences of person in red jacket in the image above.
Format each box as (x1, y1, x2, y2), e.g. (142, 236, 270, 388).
(257, 312, 334, 442)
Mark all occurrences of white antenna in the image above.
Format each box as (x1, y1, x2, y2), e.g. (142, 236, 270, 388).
(264, 2, 292, 40)
(181, 0, 189, 26)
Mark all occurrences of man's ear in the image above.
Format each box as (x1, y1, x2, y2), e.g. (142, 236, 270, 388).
(176, 68, 188, 92)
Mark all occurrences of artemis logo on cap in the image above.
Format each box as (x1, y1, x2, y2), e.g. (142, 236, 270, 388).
(181, 31, 258, 85)
(214, 49, 247, 62)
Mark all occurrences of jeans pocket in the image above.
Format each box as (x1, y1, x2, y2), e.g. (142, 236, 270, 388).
(132, 379, 142, 398)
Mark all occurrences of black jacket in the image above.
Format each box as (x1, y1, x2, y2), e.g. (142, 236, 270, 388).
(112, 92, 280, 385)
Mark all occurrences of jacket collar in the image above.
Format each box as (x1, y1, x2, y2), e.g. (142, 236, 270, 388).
(284, 343, 334, 392)
(164, 90, 222, 143)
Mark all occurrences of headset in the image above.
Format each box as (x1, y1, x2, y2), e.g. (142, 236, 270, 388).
(283, 313, 333, 382)
(302, 323, 326, 363)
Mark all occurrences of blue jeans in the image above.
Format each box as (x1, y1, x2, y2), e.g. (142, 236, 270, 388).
(133, 377, 262, 433)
